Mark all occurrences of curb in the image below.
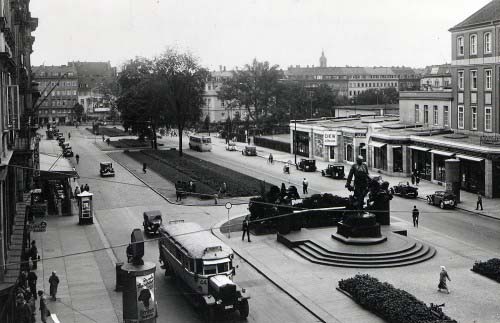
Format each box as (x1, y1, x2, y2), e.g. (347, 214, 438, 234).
(211, 218, 340, 323)
(415, 195, 500, 221)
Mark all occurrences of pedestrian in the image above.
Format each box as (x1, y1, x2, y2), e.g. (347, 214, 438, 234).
(411, 173, 415, 185)
(438, 266, 451, 294)
(280, 183, 287, 197)
(74, 185, 81, 198)
(27, 270, 37, 300)
(476, 192, 483, 211)
(412, 205, 419, 228)
(48, 271, 59, 301)
(241, 215, 251, 242)
(18, 270, 28, 289)
(268, 153, 274, 164)
(38, 291, 49, 323)
(75, 154, 79, 164)
(84, 184, 90, 192)
(247, 137, 251, 145)
(102, 135, 105, 142)
(27, 291, 36, 323)
(15, 293, 32, 323)
(302, 178, 309, 195)
(80, 184, 84, 193)
(175, 181, 182, 201)
(143, 163, 147, 174)
(30, 240, 38, 270)
(68, 132, 71, 140)
(415, 171, 420, 186)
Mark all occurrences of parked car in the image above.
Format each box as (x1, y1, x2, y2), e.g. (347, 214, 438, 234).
(321, 164, 345, 179)
(427, 191, 456, 209)
(63, 147, 74, 157)
(296, 158, 317, 172)
(143, 210, 162, 235)
(242, 145, 257, 156)
(391, 182, 418, 198)
(225, 141, 237, 151)
(99, 162, 115, 177)
(285, 185, 300, 199)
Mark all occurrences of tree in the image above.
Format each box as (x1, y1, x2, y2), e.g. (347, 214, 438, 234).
(312, 84, 337, 117)
(155, 49, 209, 156)
(73, 103, 84, 121)
(353, 88, 399, 105)
(203, 115, 210, 134)
(218, 59, 283, 126)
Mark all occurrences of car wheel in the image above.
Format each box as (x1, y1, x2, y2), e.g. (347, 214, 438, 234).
(321, 171, 325, 176)
(414, 192, 418, 198)
(440, 201, 445, 209)
(239, 299, 249, 319)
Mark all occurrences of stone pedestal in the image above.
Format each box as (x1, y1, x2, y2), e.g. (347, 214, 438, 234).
(332, 212, 387, 245)
(122, 262, 157, 323)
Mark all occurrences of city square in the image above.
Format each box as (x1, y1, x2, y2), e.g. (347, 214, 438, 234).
(1, 1, 500, 323)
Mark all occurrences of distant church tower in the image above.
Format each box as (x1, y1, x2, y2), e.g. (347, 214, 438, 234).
(319, 50, 327, 68)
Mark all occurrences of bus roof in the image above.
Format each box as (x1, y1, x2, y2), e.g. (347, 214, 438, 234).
(160, 222, 232, 259)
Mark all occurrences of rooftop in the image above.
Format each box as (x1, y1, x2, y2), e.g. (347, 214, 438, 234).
(421, 64, 451, 77)
(450, 0, 500, 31)
(292, 116, 400, 131)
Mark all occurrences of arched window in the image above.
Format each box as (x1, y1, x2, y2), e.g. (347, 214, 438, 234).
(484, 32, 492, 54)
(470, 34, 477, 55)
(346, 144, 353, 162)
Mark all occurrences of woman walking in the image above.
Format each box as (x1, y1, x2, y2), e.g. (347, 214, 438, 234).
(438, 266, 451, 294)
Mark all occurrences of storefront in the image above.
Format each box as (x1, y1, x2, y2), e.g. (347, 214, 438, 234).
(456, 154, 485, 194)
(431, 150, 455, 183)
(323, 131, 337, 161)
(410, 146, 431, 181)
(371, 142, 387, 170)
(392, 146, 403, 172)
(293, 130, 309, 157)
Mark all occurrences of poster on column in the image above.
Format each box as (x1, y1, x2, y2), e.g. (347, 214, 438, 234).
(136, 273, 156, 320)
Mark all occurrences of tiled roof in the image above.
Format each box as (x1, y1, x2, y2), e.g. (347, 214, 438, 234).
(422, 64, 451, 77)
(70, 61, 115, 77)
(450, 0, 500, 31)
(285, 66, 398, 77)
(32, 65, 77, 77)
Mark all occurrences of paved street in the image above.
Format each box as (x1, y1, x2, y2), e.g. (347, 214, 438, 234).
(35, 126, 319, 323)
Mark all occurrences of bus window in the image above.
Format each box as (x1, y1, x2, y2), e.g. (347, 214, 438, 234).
(203, 265, 217, 275)
(202, 138, 211, 144)
(217, 262, 229, 273)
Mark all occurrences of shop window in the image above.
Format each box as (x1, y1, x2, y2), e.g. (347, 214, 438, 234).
(329, 146, 335, 160)
(373, 146, 387, 170)
(460, 159, 485, 194)
(433, 154, 447, 182)
(294, 131, 309, 157)
(314, 134, 324, 158)
(393, 147, 403, 173)
(412, 149, 431, 181)
(345, 144, 353, 162)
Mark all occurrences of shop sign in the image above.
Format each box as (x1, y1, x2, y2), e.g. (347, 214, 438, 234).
(324, 131, 337, 145)
(480, 135, 500, 146)
(136, 273, 156, 320)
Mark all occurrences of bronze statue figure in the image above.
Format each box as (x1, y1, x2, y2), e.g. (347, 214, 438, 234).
(345, 155, 370, 209)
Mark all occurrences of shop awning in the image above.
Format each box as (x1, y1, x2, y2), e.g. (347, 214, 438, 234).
(391, 145, 402, 149)
(430, 149, 455, 157)
(39, 154, 78, 178)
(409, 145, 430, 152)
(369, 142, 386, 148)
(455, 154, 484, 162)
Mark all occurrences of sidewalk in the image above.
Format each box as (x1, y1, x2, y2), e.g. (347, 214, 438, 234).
(31, 182, 119, 323)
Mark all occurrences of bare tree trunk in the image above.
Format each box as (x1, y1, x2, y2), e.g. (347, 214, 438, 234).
(178, 123, 183, 157)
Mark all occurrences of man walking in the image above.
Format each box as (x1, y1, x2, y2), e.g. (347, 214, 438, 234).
(49, 271, 59, 301)
(30, 240, 38, 270)
(143, 163, 147, 174)
(38, 291, 49, 323)
(75, 154, 79, 165)
(412, 205, 419, 228)
(476, 192, 483, 211)
(438, 266, 451, 294)
(302, 178, 309, 195)
(241, 216, 251, 242)
(28, 270, 37, 300)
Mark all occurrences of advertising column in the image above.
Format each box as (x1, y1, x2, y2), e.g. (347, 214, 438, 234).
(122, 262, 157, 323)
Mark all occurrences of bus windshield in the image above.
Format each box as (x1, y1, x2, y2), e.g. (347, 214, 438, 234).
(203, 260, 230, 275)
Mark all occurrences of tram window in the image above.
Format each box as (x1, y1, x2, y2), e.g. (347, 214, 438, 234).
(204, 265, 217, 275)
(217, 262, 229, 273)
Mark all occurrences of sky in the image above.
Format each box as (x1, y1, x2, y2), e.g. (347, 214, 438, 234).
(30, 0, 491, 71)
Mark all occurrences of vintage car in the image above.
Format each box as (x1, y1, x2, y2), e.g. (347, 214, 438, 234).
(143, 210, 162, 235)
(296, 158, 317, 172)
(391, 182, 418, 198)
(63, 146, 74, 157)
(99, 162, 115, 177)
(57, 137, 65, 146)
(285, 185, 300, 199)
(242, 145, 257, 156)
(159, 222, 249, 321)
(321, 164, 345, 179)
(427, 191, 456, 209)
(225, 141, 237, 151)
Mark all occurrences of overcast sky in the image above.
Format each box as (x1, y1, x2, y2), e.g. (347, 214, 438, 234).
(30, 0, 490, 70)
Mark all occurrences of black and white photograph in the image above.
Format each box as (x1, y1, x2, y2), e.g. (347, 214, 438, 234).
(1, 0, 500, 322)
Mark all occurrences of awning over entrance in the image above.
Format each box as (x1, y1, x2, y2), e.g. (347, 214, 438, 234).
(409, 145, 430, 152)
(430, 149, 455, 157)
(391, 145, 402, 149)
(39, 154, 78, 178)
(455, 154, 484, 162)
(369, 142, 386, 148)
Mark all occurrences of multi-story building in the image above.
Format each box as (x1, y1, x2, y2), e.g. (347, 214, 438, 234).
(202, 68, 233, 123)
(70, 61, 117, 119)
(392, 66, 422, 91)
(0, 0, 39, 320)
(32, 65, 78, 124)
(347, 67, 399, 99)
(420, 64, 451, 91)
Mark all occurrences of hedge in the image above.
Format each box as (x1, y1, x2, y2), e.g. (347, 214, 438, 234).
(254, 136, 291, 153)
(338, 274, 456, 323)
(472, 258, 500, 283)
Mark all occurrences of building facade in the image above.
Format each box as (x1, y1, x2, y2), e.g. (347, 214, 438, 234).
(420, 65, 452, 91)
(399, 91, 453, 127)
(32, 65, 78, 125)
(0, 0, 39, 320)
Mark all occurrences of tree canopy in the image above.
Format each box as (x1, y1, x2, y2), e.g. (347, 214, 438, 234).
(353, 88, 399, 105)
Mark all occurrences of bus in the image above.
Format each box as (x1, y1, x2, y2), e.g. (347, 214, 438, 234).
(158, 222, 249, 322)
(189, 135, 212, 152)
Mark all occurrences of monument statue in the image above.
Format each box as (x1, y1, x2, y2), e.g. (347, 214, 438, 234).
(345, 155, 370, 209)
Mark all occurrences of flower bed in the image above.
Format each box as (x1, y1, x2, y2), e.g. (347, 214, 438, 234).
(86, 127, 130, 137)
(472, 258, 500, 283)
(110, 139, 151, 149)
(128, 150, 272, 197)
(338, 274, 457, 323)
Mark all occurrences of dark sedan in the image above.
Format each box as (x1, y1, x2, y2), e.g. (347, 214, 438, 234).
(426, 191, 456, 209)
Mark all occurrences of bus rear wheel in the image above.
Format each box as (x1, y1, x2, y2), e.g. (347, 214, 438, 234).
(239, 299, 249, 319)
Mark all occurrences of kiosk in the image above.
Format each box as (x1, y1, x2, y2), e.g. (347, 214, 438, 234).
(77, 191, 94, 224)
